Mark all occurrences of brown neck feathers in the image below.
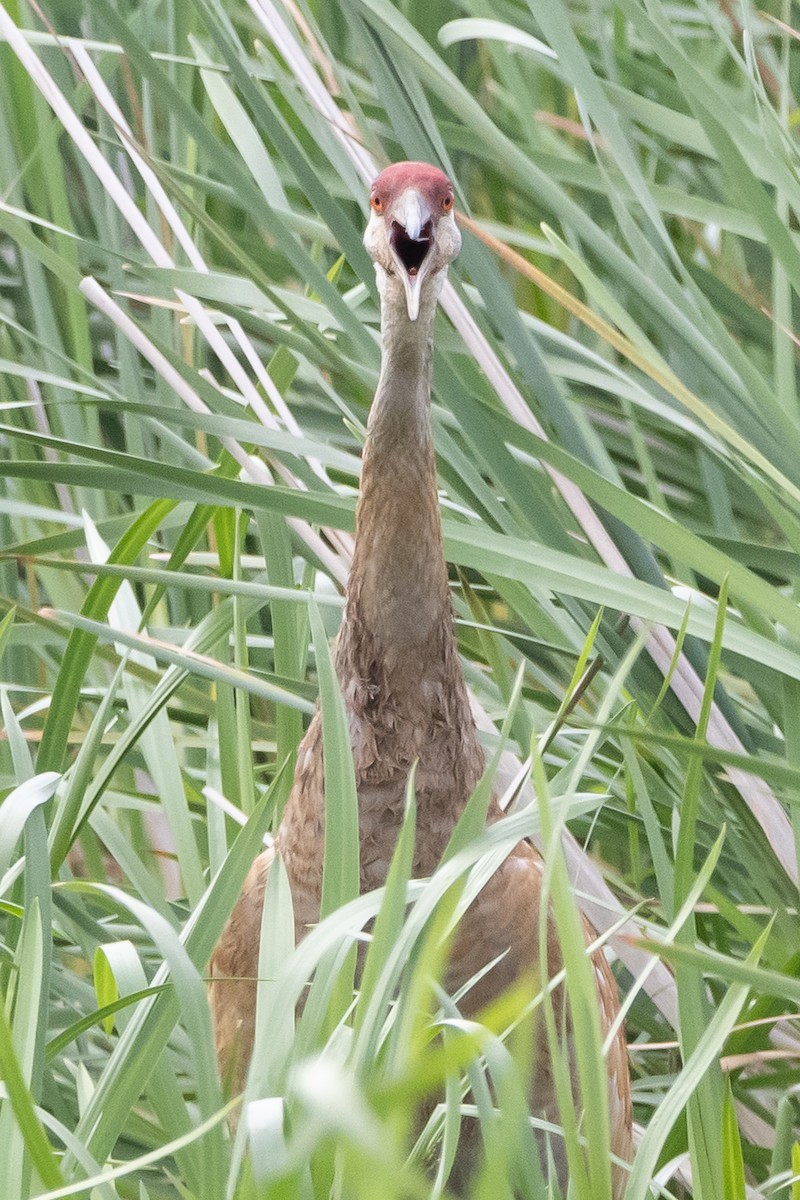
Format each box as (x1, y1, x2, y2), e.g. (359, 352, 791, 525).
(334, 294, 483, 803)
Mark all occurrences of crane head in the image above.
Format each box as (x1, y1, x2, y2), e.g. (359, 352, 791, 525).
(364, 161, 461, 321)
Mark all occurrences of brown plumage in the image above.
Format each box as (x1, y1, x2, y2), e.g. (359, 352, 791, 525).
(209, 161, 632, 1193)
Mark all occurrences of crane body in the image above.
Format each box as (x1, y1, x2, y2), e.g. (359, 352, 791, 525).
(210, 162, 632, 1195)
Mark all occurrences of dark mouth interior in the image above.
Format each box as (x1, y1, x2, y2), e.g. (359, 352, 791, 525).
(390, 219, 433, 276)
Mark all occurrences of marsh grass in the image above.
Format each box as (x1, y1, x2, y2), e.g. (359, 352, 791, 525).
(0, 0, 799, 1196)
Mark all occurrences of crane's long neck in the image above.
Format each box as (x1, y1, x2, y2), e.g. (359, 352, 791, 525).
(335, 282, 483, 803)
(346, 289, 449, 652)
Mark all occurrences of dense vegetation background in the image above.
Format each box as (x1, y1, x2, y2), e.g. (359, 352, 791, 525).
(1, 0, 799, 1196)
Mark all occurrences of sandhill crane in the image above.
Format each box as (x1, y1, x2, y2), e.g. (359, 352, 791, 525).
(210, 161, 632, 1194)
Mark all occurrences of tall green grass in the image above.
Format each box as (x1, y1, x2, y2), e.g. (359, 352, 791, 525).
(0, 0, 799, 1196)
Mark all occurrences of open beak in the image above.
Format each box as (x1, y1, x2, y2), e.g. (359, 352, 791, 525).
(388, 189, 434, 321)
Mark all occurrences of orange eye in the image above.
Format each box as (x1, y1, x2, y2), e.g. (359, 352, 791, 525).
(370, 194, 383, 213)
(441, 193, 454, 212)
